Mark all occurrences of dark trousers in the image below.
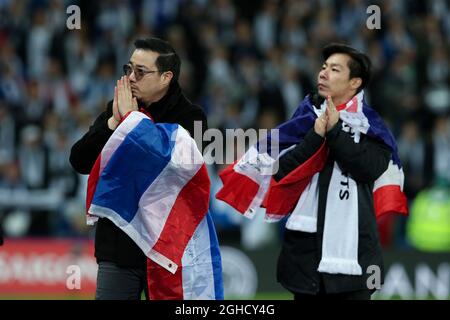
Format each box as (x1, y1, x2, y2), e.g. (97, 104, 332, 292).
(293, 277, 372, 300)
(95, 261, 148, 300)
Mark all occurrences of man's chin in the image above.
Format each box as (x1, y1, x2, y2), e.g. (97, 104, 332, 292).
(317, 89, 327, 98)
(131, 94, 142, 106)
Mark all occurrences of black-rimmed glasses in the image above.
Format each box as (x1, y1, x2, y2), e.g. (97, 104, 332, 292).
(122, 64, 158, 81)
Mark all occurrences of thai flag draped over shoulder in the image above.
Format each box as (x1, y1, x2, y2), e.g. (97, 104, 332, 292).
(216, 91, 408, 221)
(86, 111, 223, 300)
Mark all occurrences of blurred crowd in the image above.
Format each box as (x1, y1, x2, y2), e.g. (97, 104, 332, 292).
(0, 0, 449, 250)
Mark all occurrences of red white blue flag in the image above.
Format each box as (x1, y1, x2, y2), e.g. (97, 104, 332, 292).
(216, 92, 408, 221)
(86, 111, 223, 300)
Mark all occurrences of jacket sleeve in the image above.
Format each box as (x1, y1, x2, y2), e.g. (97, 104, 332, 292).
(69, 101, 114, 174)
(274, 128, 325, 182)
(326, 121, 391, 183)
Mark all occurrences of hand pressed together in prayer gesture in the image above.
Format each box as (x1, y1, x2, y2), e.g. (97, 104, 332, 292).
(314, 112, 328, 137)
(108, 76, 138, 130)
(117, 75, 138, 117)
(314, 96, 340, 138)
(325, 95, 340, 132)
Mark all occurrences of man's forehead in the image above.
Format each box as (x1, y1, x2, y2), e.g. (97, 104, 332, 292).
(324, 53, 351, 67)
(130, 49, 158, 67)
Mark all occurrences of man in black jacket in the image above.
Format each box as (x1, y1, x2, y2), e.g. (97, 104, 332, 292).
(274, 44, 391, 300)
(70, 38, 207, 300)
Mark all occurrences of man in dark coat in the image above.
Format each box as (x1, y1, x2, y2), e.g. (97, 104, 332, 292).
(70, 38, 207, 300)
(274, 44, 391, 300)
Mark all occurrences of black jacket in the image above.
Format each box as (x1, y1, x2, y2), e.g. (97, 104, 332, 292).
(274, 121, 391, 295)
(70, 82, 208, 268)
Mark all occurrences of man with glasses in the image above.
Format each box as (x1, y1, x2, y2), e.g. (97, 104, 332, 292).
(70, 38, 208, 300)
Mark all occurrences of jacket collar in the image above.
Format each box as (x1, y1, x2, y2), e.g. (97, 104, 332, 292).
(144, 81, 182, 122)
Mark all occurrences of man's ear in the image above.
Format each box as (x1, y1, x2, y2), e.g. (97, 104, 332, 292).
(161, 71, 174, 86)
(350, 77, 362, 91)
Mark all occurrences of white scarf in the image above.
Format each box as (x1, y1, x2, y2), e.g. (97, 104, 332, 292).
(285, 91, 370, 275)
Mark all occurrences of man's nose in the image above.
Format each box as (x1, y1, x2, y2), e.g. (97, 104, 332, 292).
(129, 71, 137, 82)
(319, 70, 328, 79)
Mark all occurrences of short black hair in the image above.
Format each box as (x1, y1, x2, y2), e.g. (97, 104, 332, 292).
(322, 43, 371, 92)
(134, 37, 181, 83)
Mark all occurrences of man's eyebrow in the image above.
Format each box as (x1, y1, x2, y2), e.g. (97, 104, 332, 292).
(128, 61, 149, 69)
(323, 62, 343, 68)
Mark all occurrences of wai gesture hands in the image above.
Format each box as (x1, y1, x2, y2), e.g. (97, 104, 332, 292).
(108, 76, 138, 130)
(314, 95, 340, 137)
